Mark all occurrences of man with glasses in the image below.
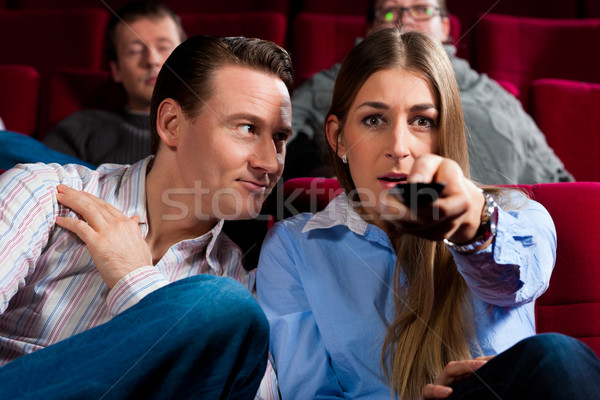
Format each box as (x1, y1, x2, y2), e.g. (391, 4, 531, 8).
(287, 0, 574, 185)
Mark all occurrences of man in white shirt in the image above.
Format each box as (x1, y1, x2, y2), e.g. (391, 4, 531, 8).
(0, 34, 292, 399)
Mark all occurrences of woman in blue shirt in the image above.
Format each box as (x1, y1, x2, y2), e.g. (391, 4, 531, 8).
(257, 29, 600, 399)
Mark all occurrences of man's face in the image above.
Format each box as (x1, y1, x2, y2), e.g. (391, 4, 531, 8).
(110, 16, 182, 112)
(173, 65, 292, 221)
(369, 0, 450, 43)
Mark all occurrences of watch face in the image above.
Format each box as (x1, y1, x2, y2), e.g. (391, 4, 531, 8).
(486, 194, 499, 236)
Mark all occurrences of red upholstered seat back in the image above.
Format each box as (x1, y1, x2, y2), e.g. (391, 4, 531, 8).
(291, 13, 366, 85)
(291, 12, 461, 86)
(163, 0, 288, 14)
(39, 68, 126, 138)
(450, 0, 579, 62)
(0, 9, 109, 78)
(15, 0, 128, 9)
(474, 14, 600, 109)
(279, 178, 600, 357)
(0, 65, 41, 136)
(296, 0, 368, 15)
(531, 78, 600, 182)
(179, 11, 287, 47)
(533, 182, 600, 356)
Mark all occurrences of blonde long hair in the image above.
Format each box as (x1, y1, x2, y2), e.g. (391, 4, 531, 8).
(326, 29, 477, 399)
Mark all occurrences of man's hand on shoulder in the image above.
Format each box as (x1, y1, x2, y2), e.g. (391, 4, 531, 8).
(55, 184, 152, 288)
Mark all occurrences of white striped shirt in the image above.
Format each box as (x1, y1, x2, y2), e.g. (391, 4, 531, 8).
(0, 157, 278, 398)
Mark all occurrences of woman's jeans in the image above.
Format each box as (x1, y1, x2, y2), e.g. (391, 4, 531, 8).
(450, 333, 600, 399)
(0, 275, 269, 399)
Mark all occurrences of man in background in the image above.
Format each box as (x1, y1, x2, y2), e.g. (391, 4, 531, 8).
(287, 0, 574, 185)
(44, 1, 185, 165)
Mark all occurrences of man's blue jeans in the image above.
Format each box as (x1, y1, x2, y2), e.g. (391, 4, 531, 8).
(450, 333, 600, 399)
(0, 275, 269, 399)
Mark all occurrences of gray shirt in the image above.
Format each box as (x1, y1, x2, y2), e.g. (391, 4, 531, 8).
(290, 45, 573, 185)
(43, 108, 151, 166)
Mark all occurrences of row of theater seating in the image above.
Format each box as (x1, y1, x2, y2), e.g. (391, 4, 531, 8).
(2, 0, 600, 60)
(1, 9, 600, 95)
(2, 0, 600, 19)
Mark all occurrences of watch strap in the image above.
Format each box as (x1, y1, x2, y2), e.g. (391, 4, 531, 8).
(444, 192, 499, 254)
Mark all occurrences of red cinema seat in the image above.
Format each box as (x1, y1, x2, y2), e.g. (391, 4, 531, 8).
(291, 13, 366, 85)
(474, 14, 600, 109)
(278, 178, 600, 358)
(15, 0, 290, 17)
(448, 0, 578, 22)
(297, 0, 368, 15)
(40, 68, 126, 138)
(179, 11, 287, 47)
(291, 12, 461, 86)
(532, 182, 600, 356)
(531, 78, 600, 182)
(449, 0, 578, 60)
(0, 9, 109, 79)
(0, 65, 41, 136)
(164, 0, 289, 15)
(15, 0, 129, 9)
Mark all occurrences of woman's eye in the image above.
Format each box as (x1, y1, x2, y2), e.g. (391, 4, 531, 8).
(362, 115, 385, 127)
(413, 117, 434, 128)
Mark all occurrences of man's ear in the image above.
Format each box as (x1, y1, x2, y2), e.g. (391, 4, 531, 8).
(156, 98, 182, 148)
(325, 115, 346, 157)
(109, 60, 122, 83)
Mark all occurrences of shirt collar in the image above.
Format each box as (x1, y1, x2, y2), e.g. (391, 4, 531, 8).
(109, 156, 152, 233)
(302, 192, 369, 236)
(168, 219, 231, 275)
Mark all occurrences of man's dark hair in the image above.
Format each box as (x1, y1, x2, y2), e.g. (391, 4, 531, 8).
(149, 35, 294, 155)
(105, 0, 186, 63)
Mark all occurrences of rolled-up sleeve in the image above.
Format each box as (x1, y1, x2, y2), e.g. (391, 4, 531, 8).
(450, 195, 556, 306)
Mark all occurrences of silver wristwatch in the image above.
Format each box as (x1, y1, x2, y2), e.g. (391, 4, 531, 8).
(444, 192, 499, 253)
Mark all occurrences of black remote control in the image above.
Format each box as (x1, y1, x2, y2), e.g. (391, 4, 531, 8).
(390, 182, 446, 208)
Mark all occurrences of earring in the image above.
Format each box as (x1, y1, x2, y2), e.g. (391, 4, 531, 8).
(341, 154, 348, 164)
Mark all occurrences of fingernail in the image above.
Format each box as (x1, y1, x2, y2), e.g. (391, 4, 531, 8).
(443, 387, 453, 395)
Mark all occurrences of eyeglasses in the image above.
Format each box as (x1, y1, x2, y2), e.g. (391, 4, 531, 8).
(375, 5, 440, 24)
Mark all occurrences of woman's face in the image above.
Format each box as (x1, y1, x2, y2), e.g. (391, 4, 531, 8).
(327, 67, 439, 217)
